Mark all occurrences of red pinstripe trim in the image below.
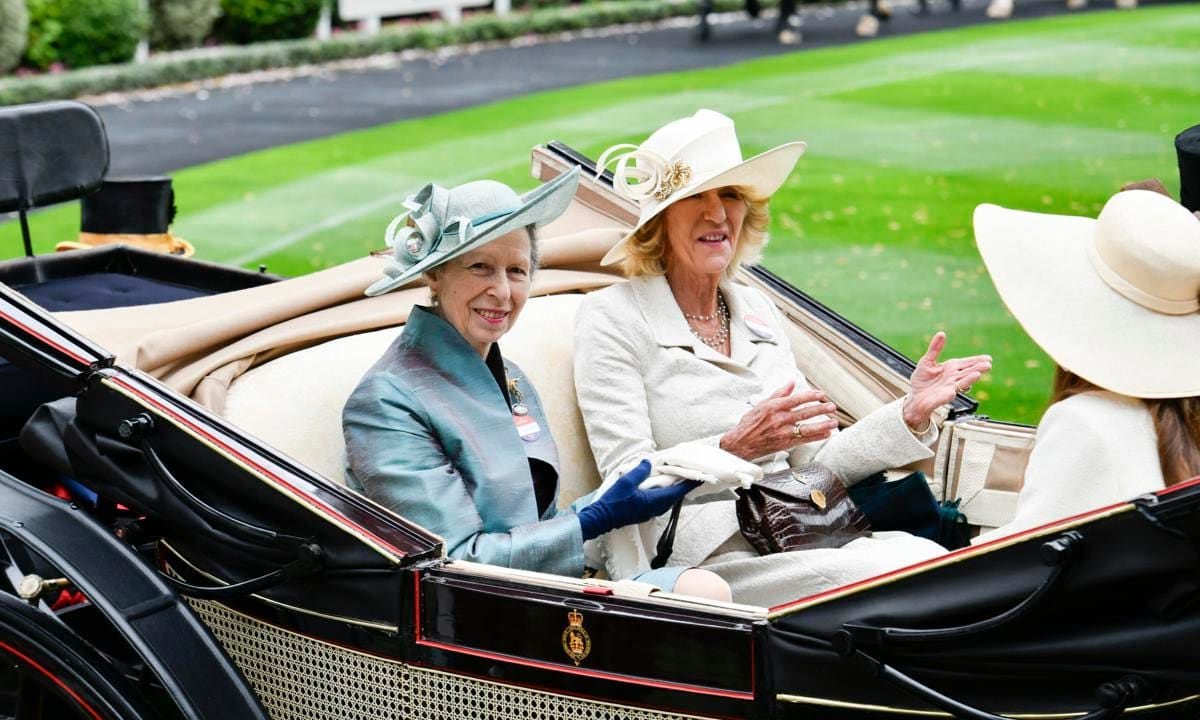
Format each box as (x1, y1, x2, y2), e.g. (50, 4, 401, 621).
(1159, 476, 1200, 496)
(0, 310, 91, 365)
(0, 639, 105, 720)
(413, 569, 753, 701)
(412, 571, 422, 641)
(770, 480, 1199, 614)
(110, 377, 406, 558)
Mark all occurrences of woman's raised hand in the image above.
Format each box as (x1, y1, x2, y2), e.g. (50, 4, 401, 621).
(719, 382, 838, 461)
(904, 332, 992, 431)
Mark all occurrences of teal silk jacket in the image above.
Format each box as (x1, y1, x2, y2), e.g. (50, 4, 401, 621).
(342, 306, 587, 577)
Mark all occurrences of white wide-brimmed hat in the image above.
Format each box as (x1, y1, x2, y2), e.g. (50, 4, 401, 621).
(973, 189, 1200, 399)
(596, 109, 806, 266)
(366, 167, 580, 296)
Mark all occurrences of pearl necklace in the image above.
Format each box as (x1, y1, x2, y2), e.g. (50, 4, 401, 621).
(685, 293, 729, 350)
(682, 302, 719, 322)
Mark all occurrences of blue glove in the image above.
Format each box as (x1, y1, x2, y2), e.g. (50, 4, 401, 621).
(577, 460, 700, 541)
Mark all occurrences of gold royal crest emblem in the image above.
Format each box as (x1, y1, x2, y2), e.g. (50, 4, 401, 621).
(561, 609, 592, 666)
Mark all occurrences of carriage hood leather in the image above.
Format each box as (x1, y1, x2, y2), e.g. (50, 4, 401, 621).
(53, 230, 622, 414)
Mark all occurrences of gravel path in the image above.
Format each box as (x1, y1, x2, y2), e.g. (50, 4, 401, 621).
(91, 0, 1166, 176)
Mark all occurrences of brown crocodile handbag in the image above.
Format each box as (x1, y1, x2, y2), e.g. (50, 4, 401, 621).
(735, 463, 871, 555)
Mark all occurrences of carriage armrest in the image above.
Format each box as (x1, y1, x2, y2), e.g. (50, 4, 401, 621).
(0, 100, 110, 213)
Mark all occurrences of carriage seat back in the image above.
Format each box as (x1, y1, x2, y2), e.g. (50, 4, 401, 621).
(222, 294, 603, 510)
(0, 101, 109, 214)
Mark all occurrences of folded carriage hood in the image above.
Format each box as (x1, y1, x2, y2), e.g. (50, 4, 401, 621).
(54, 236, 620, 415)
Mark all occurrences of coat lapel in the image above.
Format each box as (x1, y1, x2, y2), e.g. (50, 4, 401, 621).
(632, 276, 747, 368)
(398, 307, 539, 525)
(722, 280, 780, 368)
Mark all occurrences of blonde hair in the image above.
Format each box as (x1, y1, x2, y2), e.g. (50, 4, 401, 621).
(1052, 366, 1200, 487)
(621, 186, 771, 279)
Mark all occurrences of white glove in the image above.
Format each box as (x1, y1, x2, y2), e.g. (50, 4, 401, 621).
(638, 442, 762, 497)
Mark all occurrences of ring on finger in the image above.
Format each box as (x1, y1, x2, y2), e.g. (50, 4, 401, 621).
(792, 421, 806, 438)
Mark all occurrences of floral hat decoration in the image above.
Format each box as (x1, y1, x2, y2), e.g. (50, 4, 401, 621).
(595, 109, 807, 265)
(365, 166, 581, 296)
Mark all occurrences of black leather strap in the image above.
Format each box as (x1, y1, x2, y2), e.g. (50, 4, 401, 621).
(650, 499, 684, 569)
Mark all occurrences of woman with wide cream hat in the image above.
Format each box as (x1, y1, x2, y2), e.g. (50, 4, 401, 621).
(574, 109, 992, 605)
(973, 188, 1200, 543)
(343, 168, 713, 586)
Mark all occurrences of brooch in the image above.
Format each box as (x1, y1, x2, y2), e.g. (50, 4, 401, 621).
(506, 375, 528, 416)
(654, 161, 693, 201)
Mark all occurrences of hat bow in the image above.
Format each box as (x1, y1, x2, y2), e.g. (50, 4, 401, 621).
(596, 144, 694, 203)
(379, 183, 514, 282)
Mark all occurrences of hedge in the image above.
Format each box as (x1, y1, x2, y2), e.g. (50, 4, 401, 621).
(22, 0, 61, 70)
(217, 0, 325, 44)
(0, 0, 777, 105)
(54, 0, 148, 69)
(151, 0, 223, 50)
(0, 0, 28, 74)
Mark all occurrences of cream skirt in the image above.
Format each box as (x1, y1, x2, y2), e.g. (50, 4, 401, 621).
(701, 531, 946, 607)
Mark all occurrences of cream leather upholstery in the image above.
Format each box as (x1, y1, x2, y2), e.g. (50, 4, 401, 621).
(222, 294, 602, 509)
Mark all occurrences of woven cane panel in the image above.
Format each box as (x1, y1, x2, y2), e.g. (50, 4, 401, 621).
(188, 599, 405, 719)
(189, 600, 710, 720)
(405, 665, 709, 720)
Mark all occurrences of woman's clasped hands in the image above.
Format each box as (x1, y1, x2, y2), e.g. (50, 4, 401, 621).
(719, 382, 839, 461)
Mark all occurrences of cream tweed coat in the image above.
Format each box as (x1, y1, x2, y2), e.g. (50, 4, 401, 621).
(975, 391, 1164, 544)
(575, 276, 945, 605)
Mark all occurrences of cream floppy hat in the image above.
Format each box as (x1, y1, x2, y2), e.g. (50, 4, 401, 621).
(596, 109, 806, 266)
(973, 189, 1200, 399)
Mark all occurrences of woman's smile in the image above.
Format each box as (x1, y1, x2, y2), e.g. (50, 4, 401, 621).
(425, 229, 532, 357)
(696, 231, 730, 246)
(662, 188, 748, 279)
(473, 307, 511, 325)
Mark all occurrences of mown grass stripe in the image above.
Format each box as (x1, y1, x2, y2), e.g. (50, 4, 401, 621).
(2, 5, 1193, 422)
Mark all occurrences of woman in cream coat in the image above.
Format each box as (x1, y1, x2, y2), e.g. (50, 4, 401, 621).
(574, 110, 993, 606)
(973, 187, 1200, 543)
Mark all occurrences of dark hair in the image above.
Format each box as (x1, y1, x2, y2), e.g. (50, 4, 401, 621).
(1051, 366, 1200, 486)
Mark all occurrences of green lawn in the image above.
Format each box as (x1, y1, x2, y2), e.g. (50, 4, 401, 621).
(4, 5, 1197, 424)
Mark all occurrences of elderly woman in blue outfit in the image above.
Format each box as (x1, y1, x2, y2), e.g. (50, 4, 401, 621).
(342, 167, 729, 598)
